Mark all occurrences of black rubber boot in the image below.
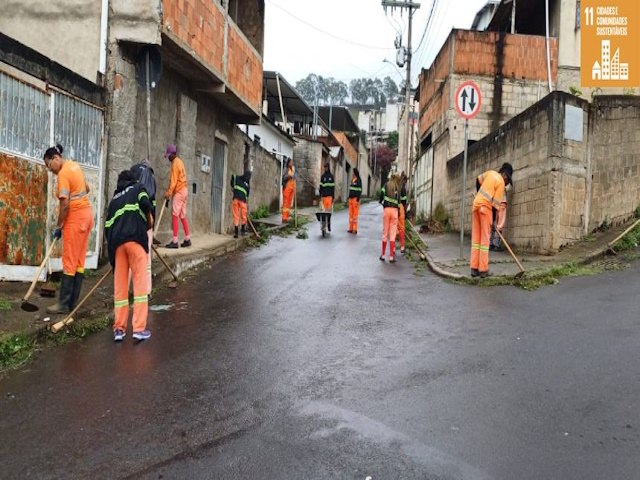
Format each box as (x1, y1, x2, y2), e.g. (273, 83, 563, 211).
(328, 218, 331, 232)
(47, 274, 74, 314)
(69, 272, 84, 310)
(234, 226, 239, 238)
(241, 224, 246, 236)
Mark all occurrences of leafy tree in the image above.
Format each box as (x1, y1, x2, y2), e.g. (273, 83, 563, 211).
(371, 144, 397, 177)
(295, 74, 320, 105)
(382, 76, 399, 101)
(387, 131, 399, 150)
(325, 78, 348, 105)
(349, 78, 369, 105)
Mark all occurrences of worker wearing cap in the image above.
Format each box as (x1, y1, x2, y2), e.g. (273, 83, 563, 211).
(163, 144, 191, 249)
(470, 162, 513, 278)
(319, 162, 335, 231)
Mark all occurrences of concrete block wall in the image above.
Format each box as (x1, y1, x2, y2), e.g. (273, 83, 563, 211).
(446, 92, 590, 254)
(227, 128, 281, 216)
(293, 139, 324, 207)
(424, 70, 551, 215)
(589, 96, 640, 230)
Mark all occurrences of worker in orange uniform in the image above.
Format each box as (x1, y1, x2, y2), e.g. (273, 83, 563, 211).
(163, 144, 191, 249)
(319, 163, 335, 231)
(231, 170, 251, 238)
(43, 144, 94, 314)
(379, 174, 401, 263)
(397, 172, 408, 253)
(130, 159, 157, 295)
(105, 170, 154, 342)
(470, 162, 513, 278)
(282, 158, 295, 223)
(347, 168, 362, 234)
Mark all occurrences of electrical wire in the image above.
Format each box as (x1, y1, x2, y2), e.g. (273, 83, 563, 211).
(267, 0, 392, 50)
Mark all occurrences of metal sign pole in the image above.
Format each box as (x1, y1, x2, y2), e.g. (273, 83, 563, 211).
(460, 118, 469, 260)
(145, 50, 152, 161)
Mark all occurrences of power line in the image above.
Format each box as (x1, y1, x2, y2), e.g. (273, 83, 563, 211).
(413, 0, 438, 53)
(267, 0, 393, 51)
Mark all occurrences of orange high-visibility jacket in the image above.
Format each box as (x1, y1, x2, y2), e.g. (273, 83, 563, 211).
(166, 156, 187, 198)
(473, 170, 506, 211)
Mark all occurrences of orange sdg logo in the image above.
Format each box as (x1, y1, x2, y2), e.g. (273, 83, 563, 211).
(581, 0, 640, 87)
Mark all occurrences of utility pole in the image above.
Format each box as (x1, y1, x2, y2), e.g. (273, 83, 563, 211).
(382, 1, 420, 176)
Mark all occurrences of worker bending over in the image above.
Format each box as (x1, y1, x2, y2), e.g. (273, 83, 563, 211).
(105, 170, 154, 342)
(470, 162, 513, 278)
(231, 170, 251, 238)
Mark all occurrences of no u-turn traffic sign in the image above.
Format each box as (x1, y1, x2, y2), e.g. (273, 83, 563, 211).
(455, 81, 482, 120)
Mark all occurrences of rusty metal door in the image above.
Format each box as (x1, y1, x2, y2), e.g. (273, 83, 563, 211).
(211, 140, 226, 233)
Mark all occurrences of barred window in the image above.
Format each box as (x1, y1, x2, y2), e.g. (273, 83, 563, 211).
(0, 72, 50, 160)
(53, 93, 103, 168)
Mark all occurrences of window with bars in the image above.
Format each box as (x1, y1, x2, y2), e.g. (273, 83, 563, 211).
(0, 72, 50, 161)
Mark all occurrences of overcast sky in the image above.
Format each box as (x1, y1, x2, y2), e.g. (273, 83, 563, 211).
(263, 0, 490, 86)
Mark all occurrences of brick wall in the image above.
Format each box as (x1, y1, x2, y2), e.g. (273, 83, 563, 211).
(163, 0, 225, 74)
(162, 0, 263, 114)
(419, 29, 558, 142)
(227, 25, 263, 112)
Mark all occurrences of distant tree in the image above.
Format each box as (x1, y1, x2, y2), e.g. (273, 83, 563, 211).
(325, 78, 348, 105)
(349, 79, 368, 105)
(382, 76, 399, 101)
(387, 131, 399, 150)
(295, 74, 320, 105)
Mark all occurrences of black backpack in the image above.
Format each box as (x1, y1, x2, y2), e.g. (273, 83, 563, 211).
(131, 163, 156, 200)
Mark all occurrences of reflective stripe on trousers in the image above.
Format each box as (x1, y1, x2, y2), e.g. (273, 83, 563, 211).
(470, 205, 492, 272)
(113, 241, 149, 333)
(348, 197, 359, 231)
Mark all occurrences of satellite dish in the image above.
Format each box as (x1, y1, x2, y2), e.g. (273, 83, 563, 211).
(135, 46, 162, 89)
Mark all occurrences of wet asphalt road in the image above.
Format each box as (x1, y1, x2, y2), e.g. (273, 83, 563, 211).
(1, 202, 639, 480)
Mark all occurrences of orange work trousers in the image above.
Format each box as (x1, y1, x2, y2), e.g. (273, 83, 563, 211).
(397, 204, 406, 248)
(282, 181, 295, 222)
(470, 204, 492, 272)
(321, 196, 333, 211)
(348, 198, 360, 232)
(61, 206, 94, 275)
(232, 198, 248, 226)
(113, 241, 149, 334)
(382, 207, 399, 242)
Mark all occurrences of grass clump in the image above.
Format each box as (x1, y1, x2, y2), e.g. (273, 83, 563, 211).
(452, 262, 602, 290)
(0, 334, 34, 369)
(0, 297, 11, 311)
(250, 205, 271, 220)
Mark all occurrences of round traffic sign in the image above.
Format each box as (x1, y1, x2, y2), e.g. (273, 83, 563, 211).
(455, 81, 482, 120)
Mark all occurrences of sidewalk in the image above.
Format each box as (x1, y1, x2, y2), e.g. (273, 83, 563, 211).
(410, 221, 630, 280)
(0, 232, 246, 341)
